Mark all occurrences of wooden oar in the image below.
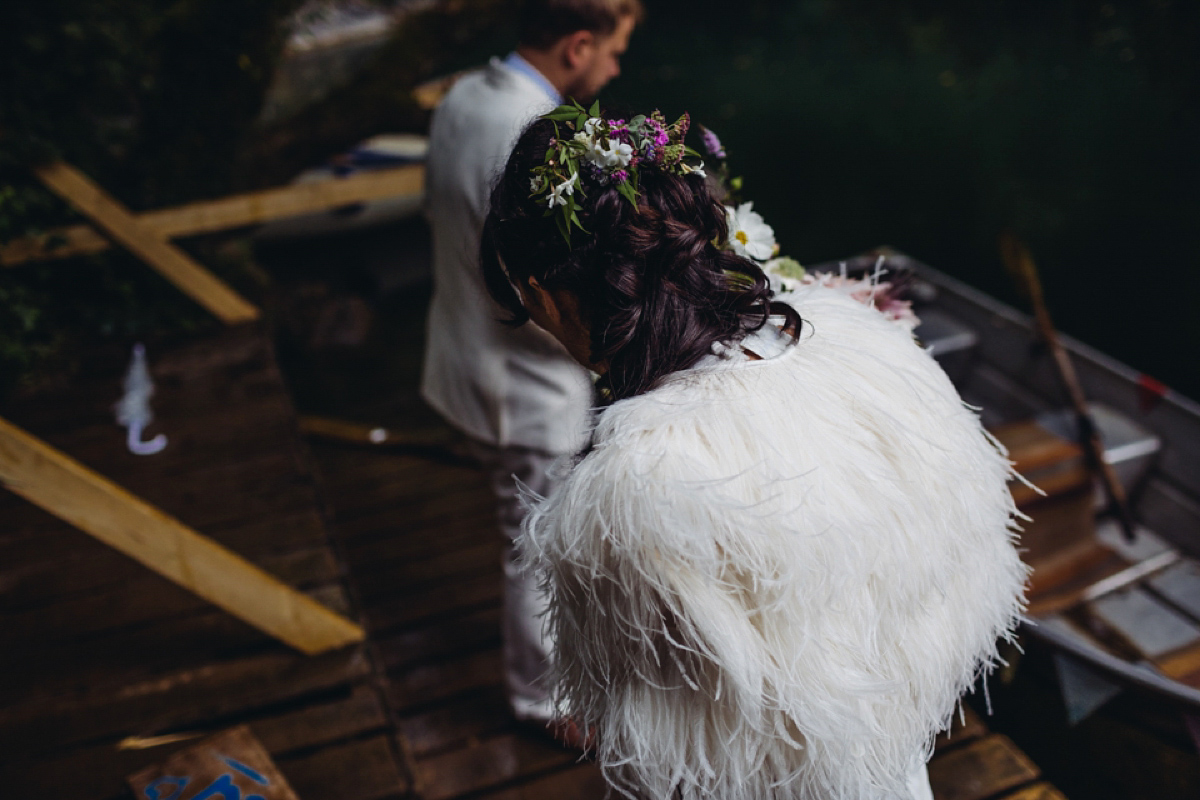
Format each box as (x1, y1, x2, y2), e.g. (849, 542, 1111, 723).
(999, 232, 1137, 542)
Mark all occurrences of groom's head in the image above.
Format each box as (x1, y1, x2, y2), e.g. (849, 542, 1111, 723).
(517, 0, 643, 103)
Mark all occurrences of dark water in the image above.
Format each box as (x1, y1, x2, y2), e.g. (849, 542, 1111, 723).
(593, 1, 1200, 401)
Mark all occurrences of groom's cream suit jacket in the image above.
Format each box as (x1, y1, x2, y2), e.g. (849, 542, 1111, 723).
(421, 58, 593, 454)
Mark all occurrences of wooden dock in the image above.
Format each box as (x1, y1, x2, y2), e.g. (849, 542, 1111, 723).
(0, 324, 409, 799)
(0, 308, 1068, 799)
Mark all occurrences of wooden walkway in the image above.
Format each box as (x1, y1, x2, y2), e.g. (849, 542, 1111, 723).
(0, 324, 410, 799)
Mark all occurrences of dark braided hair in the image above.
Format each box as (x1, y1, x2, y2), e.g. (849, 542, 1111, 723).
(482, 117, 802, 402)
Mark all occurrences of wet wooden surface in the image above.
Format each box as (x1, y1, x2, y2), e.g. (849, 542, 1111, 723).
(0, 324, 409, 800)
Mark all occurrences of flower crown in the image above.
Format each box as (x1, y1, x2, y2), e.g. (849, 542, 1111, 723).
(530, 99, 707, 244)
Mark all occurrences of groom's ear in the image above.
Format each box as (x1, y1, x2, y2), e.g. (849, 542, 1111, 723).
(561, 29, 597, 72)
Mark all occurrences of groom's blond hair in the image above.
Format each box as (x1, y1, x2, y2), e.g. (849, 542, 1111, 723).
(518, 0, 644, 50)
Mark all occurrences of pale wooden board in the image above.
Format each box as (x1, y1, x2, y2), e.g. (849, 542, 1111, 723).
(33, 162, 259, 323)
(0, 415, 364, 655)
(4, 165, 424, 265)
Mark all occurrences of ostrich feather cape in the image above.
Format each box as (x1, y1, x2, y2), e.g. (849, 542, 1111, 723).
(520, 284, 1029, 799)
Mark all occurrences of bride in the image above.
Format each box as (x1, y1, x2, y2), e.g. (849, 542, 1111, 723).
(479, 106, 1028, 800)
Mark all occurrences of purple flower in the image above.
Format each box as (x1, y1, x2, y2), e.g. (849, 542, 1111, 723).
(612, 169, 629, 183)
(701, 126, 726, 159)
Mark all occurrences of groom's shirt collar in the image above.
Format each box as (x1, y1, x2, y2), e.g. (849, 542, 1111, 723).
(503, 51, 562, 104)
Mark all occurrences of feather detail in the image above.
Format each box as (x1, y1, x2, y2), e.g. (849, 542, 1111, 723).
(519, 284, 1029, 800)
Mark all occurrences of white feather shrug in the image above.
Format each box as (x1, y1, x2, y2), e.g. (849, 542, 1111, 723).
(520, 284, 1029, 799)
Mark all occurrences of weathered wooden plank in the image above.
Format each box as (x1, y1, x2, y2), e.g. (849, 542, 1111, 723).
(928, 734, 1040, 800)
(0, 683, 387, 797)
(1148, 559, 1200, 622)
(337, 495, 493, 552)
(324, 470, 489, 525)
(471, 763, 607, 800)
(299, 414, 461, 451)
(415, 733, 577, 800)
(0, 647, 369, 757)
(1088, 587, 1200, 660)
(353, 541, 501, 601)
(397, 687, 512, 758)
(376, 606, 502, 673)
(1, 550, 341, 641)
(387, 649, 503, 712)
(251, 684, 388, 755)
(278, 734, 410, 800)
(4, 165, 424, 265)
(0, 508, 331, 612)
(367, 569, 502, 634)
(0, 591, 351, 711)
(0, 416, 362, 655)
(34, 162, 259, 323)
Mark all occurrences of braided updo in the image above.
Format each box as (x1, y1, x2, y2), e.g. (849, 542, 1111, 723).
(482, 116, 802, 401)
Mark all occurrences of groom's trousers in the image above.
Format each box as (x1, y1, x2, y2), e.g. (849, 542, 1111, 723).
(464, 439, 564, 723)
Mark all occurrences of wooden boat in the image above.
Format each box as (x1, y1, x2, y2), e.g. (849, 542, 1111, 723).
(813, 252, 1200, 713)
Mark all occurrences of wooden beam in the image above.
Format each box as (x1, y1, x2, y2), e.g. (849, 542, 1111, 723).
(0, 415, 364, 655)
(32, 163, 260, 323)
(3, 165, 425, 266)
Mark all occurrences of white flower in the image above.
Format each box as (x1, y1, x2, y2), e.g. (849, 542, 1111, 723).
(529, 177, 540, 193)
(604, 140, 633, 168)
(547, 173, 578, 208)
(681, 160, 706, 178)
(584, 138, 633, 170)
(725, 202, 776, 261)
(574, 118, 603, 147)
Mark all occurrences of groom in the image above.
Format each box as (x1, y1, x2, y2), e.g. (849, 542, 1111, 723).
(421, 0, 642, 728)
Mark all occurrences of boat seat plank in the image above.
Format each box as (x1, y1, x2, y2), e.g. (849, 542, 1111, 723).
(1087, 587, 1200, 659)
(1147, 559, 1200, 622)
(928, 734, 1041, 800)
(998, 782, 1070, 800)
(935, 705, 988, 751)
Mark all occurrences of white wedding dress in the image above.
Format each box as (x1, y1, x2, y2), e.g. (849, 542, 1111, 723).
(519, 283, 1028, 799)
